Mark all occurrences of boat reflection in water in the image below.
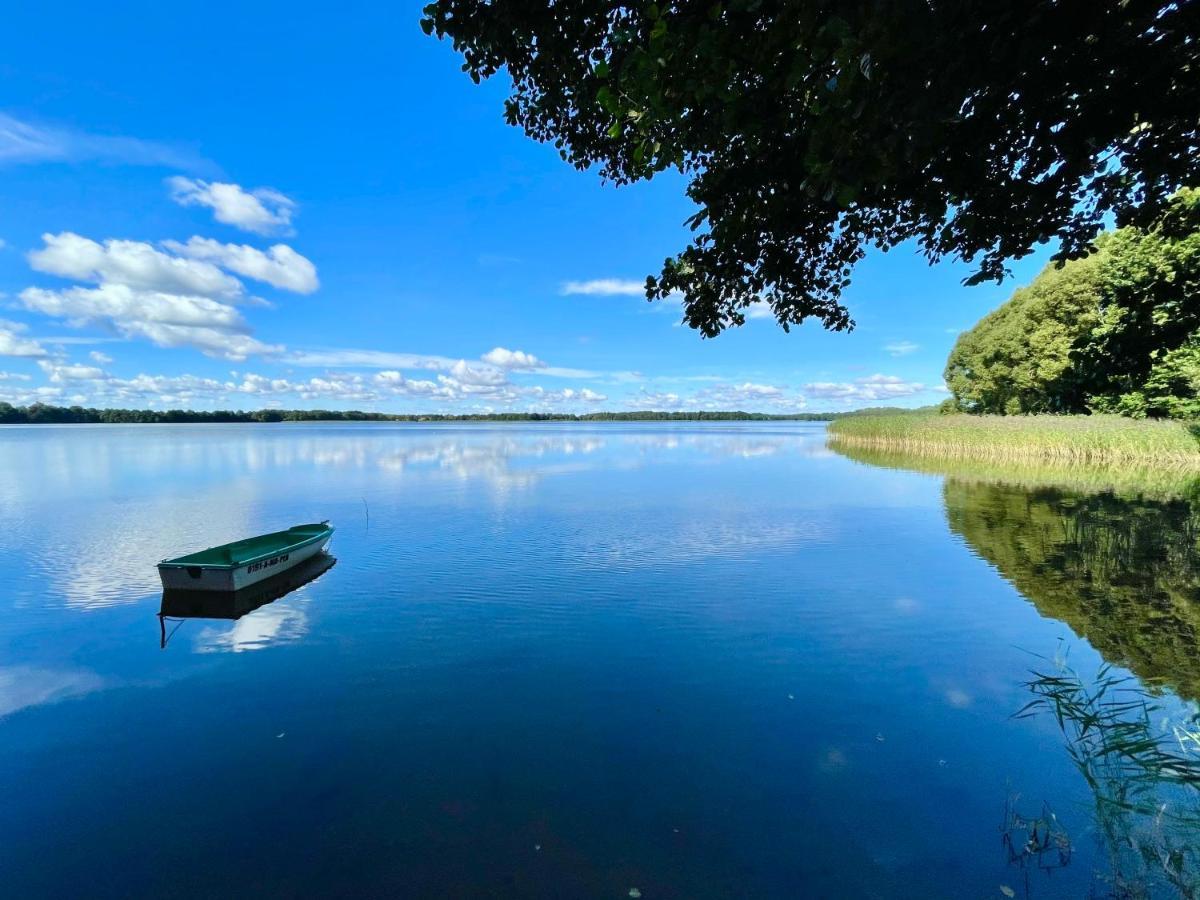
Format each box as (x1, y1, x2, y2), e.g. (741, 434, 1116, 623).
(158, 552, 336, 649)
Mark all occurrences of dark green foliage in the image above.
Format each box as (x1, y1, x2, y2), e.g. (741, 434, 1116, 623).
(1090, 328, 1200, 419)
(422, 0, 1199, 336)
(945, 189, 1200, 416)
(945, 479, 1200, 699)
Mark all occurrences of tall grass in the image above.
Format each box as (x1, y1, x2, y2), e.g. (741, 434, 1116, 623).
(828, 413, 1200, 468)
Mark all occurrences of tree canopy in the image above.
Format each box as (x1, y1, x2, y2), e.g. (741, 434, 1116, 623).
(421, 0, 1199, 336)
(944, 188, 1200, 416)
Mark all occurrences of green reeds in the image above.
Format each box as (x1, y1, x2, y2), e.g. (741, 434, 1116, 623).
(828, 414, 1200, 469)
(1017, 653, 1200, 897)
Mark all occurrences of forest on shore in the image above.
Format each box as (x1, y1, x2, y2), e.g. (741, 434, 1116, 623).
(945, 189, 1200, 419)
(0, 403, 871, 425)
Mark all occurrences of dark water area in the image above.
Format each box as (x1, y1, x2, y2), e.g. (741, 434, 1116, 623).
(2, 422, 1198, 898)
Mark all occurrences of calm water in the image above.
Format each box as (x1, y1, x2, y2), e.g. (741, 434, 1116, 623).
(2, 422, 1198, 898)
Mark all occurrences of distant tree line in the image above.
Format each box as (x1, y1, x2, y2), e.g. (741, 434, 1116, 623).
(0, 403, 863, 425)
(945, 188, 1200, 418)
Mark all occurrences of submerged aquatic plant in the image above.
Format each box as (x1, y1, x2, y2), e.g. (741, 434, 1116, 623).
(1016, 651, 1200, 898)
(1000, 795, 1073, 896)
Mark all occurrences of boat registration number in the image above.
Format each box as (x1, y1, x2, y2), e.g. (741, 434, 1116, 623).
(248, 553, 289, 574)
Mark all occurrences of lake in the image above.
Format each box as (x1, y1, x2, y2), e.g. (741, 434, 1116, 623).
(2, 422, 1197, 898)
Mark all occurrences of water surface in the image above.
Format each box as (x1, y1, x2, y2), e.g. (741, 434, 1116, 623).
(2, 422, 1197, 897)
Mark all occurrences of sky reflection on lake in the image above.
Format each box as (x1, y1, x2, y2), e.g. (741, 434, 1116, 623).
(1, 422, 1197, 897)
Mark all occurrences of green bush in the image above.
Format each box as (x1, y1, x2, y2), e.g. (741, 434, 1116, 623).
(945, 189, 1200, 417)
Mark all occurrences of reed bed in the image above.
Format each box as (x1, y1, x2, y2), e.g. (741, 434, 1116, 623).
(828, 413, 1200, 468)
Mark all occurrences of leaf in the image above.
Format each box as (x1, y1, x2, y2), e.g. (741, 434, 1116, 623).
(999, 886, 1015, 898)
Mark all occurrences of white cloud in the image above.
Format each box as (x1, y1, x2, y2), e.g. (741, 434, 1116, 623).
(634, 390, 684, 410)
(625, 380, 809, 413)
(733, 382, 782, 397)
(448, 359, 509, 387)
(19, 284, 280, 361)
(0, 371, 32, 381)
(30, 232, 244, 300)
(21, 284, 244, 331)
(0, 320, 47, 358)
(480, 347, 544, 370)
(561, 278, 645, 296)
(884, 340, 920, 357)
(692, 382, 805, 411)
(746, 302, 774, 320)
(89, 350, 113, 364)
(21, 231, 307, 361)
(522, 385, 609, 405)
(0, 112, 212, 171)
(168, 177, 296, 235)
(164, 237, 318, 294)
(802, 374, 929, 404)
(38, 360, 107, 382)
(119, 323, 279, 361)
(286, 348, 461, 370)
(287, 346, 605, 381)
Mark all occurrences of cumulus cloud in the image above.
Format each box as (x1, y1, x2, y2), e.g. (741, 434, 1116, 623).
(634, 390, 684, 410)
(89, 350, 113, 364)
(694, 382, 804, 411)
(0, 320, 47, 358)
(480, 347, 544, 370)
(21, 284, 245, 331)
(164, 237, 318, 294)
(29, 232, 244, 300)
(38, 360, 107, 382)
(561, 278, 645, 296)
(524, 386, 609, 405)
(168, 177, 296, 235)
(286, 348, 461, 370)
(0, 112, 212, 172)
(19, 284, 280, 361)
(884, 340, 920, 356)
(20, 230, 314, 361)
(733, 382, 782, 397)
(802, 374, 929, 403)
(624, 380, 807, 412)
(287, 346, 602, 380)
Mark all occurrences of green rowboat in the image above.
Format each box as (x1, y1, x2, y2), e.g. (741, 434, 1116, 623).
(157, 522, 334, 592)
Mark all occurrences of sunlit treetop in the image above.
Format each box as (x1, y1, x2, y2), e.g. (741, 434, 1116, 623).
(422, 0, 1200, 336)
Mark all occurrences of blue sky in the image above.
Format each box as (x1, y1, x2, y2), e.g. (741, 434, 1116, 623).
(0, 2, 1053, 414)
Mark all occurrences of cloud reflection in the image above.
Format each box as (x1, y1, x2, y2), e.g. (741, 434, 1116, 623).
(0, 665, 104, 718)
(1, 424, 827, 608)
(192, 602, 309, 653)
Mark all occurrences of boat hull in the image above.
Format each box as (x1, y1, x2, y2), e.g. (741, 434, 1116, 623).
(158, 533, 332, 592)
